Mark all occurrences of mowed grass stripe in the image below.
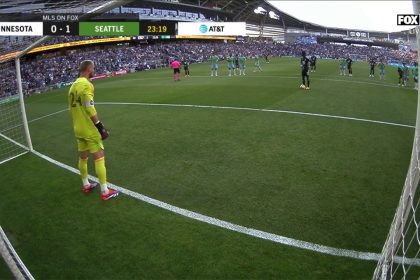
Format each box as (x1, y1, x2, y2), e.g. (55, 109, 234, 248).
(25, 148, 418, 266)
(24, 59, 415, 252)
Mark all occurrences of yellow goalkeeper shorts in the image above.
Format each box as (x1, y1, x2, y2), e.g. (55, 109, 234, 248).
(76, 136, 104, 153)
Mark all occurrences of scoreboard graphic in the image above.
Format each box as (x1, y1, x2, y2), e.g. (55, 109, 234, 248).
(0, 17, 176, 36)
(0, 14, 245, 38)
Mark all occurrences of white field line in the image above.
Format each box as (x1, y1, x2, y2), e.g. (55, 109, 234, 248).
(1, 103, 417, 263)
(95, 102, 415, 129)
(1, 129, 419, 265)
(0, 226, 35, 280)
(14, 103, 413, 131)
(29, 149, 420, 266)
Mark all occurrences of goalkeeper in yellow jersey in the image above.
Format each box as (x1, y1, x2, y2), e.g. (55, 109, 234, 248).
(68, 60, 120, 201)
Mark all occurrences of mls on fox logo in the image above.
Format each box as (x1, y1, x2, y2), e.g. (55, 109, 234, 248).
(397, 14, 420, 25)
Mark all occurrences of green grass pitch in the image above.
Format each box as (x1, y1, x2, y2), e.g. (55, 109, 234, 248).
(0, 57, 418, 279)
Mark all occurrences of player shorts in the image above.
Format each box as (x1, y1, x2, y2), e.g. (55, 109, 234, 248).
(228, 63, 235, 70)
(403, 73, 408, 79)
(302, 69, 309, 77)
(240, 64, 246, 69)
(211, 63, 218, 70)
(76, 136, 104, 153)
(380, 69, 385, 75)
(173, 68, 180, 74)
(340, 65, 345, 70)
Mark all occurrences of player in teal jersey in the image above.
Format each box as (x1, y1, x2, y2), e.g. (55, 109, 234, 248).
(239, 55, 246, 76)
(378, 61, 385, 80)
(402, 63, 409, 86)
(227, 55, 235, 77)
(210, 55, 218, 77)
(254, 55, 262, 72)
(413, 62, 418, 90)
(339, 58, 346, 75)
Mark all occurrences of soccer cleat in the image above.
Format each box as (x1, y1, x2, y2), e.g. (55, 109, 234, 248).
(101, 189, 120, 201)
(83, 182, 98, 193)
(305, 87, 310, 90)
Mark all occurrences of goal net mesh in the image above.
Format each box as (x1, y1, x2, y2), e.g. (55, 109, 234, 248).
(0, 59, 28, 164)
(373, 4, 420, 278)
(0, 1, 134, 278)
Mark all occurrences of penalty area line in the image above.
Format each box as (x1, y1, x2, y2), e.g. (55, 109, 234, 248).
(95, 102, 415, 129)
(28, 149, 419, 266)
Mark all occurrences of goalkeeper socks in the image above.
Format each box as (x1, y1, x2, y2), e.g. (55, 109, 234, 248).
(78, 157, 89, 186)
(95, 157, 109, 194)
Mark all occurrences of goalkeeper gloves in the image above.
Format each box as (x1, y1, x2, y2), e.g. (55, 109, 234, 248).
(95, 121, 109, 140)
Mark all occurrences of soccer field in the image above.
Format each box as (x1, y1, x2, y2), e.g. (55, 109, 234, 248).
(0, 57, 419, 279)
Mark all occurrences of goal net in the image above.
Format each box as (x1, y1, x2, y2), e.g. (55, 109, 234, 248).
(0, 59, 31, 164)
(0, 0, 134, 278)
(0, 0, 133, 166)
(373, 2, 420, 278)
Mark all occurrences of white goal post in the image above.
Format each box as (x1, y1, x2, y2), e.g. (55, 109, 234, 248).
(0, 0, 134, 165)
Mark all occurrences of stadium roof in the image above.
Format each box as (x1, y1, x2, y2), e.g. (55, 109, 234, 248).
(0, 0, 111, 12)
(0, 0, 414, 38)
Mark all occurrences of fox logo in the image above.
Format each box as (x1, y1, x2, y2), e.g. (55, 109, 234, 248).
(397, 14, 420, 25)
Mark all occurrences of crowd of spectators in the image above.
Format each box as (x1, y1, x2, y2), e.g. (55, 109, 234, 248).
(0, 40, 418, 98)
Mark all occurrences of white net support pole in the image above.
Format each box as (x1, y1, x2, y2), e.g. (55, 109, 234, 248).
(0, 226, 34, 280)
(15, 57, 33, 151)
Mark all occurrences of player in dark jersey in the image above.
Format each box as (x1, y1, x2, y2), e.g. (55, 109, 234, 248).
(398, 67, 403, 86)
(310, 55, 317, 72)
(369, 58, 376, 78)
(300, 51, 310, 90)
(182, 59, 190, 77)
(234, 55, 240, 76)
(265, 54, 270, 63)
(346, 57, 353, 76)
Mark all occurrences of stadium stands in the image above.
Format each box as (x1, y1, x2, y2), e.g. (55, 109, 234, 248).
(0, 39, 417, 98)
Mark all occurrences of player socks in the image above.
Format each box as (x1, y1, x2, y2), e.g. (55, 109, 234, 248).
(95, 157, 109, 194)
(78, 157, 89, 186)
